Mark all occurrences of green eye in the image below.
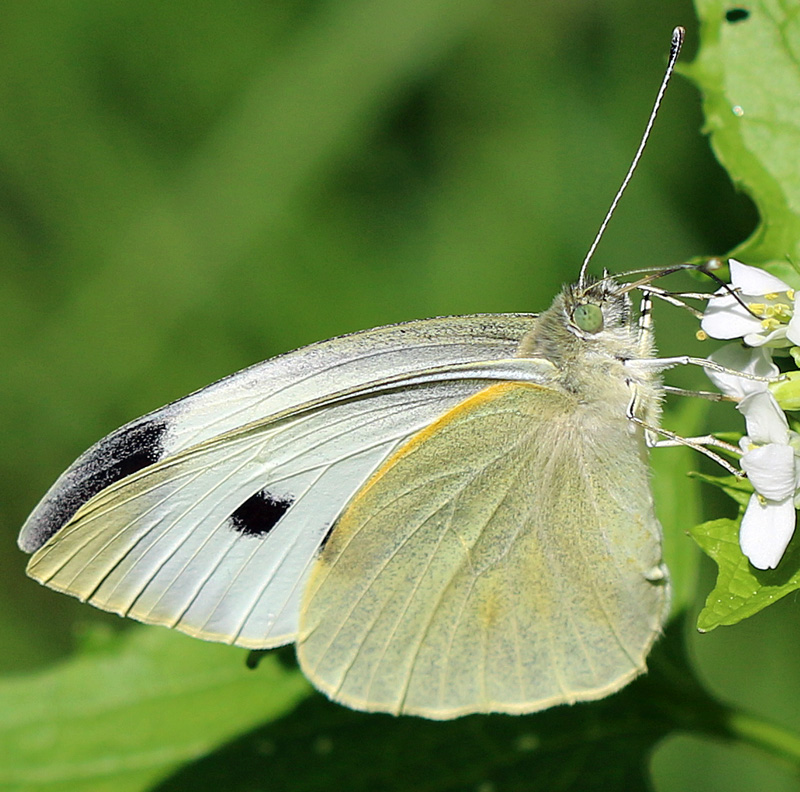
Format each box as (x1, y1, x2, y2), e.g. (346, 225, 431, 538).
(574, 303, 604, 334)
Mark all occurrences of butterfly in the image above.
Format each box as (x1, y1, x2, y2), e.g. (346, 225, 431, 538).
(18, 28, 688, 719)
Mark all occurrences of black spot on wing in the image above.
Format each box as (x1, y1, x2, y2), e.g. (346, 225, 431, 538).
(230, 490, 293, 538)
(19, 418, 168, 553)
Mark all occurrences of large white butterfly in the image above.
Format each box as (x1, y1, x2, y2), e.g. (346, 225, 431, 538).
(18, 28, 689, 719)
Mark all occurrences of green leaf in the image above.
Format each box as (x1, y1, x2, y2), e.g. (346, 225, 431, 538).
(0, 627, 310, 792)
(687, 1, 800, 267)
(689, 471, 752, 508)
(154, 620, 730, 792)
(689, 518, 800, 631)
(769, 370, 800, 410)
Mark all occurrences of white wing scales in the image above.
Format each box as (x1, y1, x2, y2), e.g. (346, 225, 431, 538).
(21, 315, 538, 649)
(29, 387, 477, 646)
(19, 314, 534, 554)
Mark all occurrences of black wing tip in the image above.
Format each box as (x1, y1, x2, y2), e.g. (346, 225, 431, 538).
(18, 417, 170, 554)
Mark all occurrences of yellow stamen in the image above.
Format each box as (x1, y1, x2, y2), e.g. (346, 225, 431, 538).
(696, 330, 708, 341)
(764, 304, 791, 320)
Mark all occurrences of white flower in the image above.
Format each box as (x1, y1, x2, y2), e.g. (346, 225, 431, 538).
(699, 262, 800, 567)
(705, 343, 778, 399)
(701, 259, 800, 347)
(737, 391, 800, 569)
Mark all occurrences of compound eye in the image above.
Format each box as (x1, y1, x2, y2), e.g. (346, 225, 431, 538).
(573, 303, 604, 334)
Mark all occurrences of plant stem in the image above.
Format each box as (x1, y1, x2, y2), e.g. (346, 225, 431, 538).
(722, 707, 800, 770)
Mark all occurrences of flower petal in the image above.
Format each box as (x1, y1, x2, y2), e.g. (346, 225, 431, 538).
(729, 259, 792, 295)
(706, 344, 777, 398)
(741, 443, 797, 501)
(739, 493, 796, 570)
(738, 391, 789, 445)
(787, 302, 800, 346)
(743, 326, 789, 348)
(701, 296, 763, 339)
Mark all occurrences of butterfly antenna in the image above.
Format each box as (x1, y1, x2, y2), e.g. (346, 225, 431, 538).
(578, 26, 685, 289)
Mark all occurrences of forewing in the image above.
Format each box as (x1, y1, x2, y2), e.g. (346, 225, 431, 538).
(19, 313, 535, 554)
(22, 315, 538, 649)
(26, 383, 492, 648)
(297, 382, 669, 718)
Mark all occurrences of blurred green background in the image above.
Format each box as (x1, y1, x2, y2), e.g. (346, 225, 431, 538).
(2, 1, 799, 790)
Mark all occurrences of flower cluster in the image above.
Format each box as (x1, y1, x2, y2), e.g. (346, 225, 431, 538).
(701, 260, 800, 569)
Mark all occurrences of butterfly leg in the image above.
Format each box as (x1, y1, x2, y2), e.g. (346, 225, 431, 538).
(635, 292, 655, 355)
(625, 386, 742, 476)
(638, 284, 705, 319)
(630, 354, 777, 383)
(661, 385, 736, 402)
(630, 292, 775, 383)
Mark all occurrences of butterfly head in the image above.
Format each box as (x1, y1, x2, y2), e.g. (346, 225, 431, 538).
(517, 276, 639, 367)
(563, 277, 632, 341)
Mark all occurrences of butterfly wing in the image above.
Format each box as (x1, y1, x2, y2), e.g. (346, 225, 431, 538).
(297, 382, 669, 718)
(20, 313, 536, 555)
(21, 314, 539, 649)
